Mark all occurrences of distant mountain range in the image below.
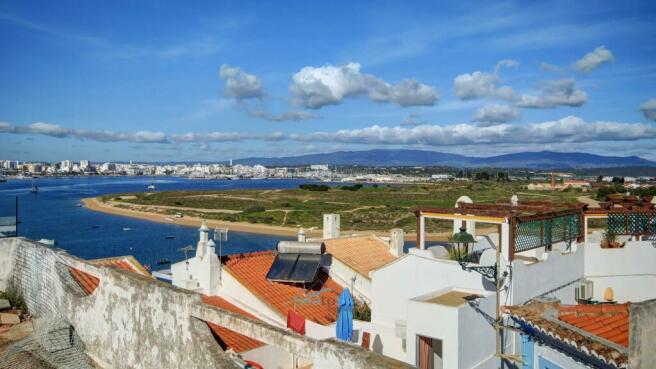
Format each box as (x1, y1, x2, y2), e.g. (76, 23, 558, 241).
(233, 149, 656, 169)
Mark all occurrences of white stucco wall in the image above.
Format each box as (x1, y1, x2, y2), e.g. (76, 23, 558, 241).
(458, 296, 498, 369)
(352, 320, 406, 361)
(512, 247, 584, 305)
(406, 296, 460, 368)
(326, 256, 372, 303)
(371, 252, 493, 328)
(584, 241, 656, 278)
(217, 269, 285, 327)
(0, 237, 16, 291)
(242, 344, 293, 369)
(583, 240, 656, 303)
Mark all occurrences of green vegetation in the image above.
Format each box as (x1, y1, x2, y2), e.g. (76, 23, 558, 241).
(596, 184, 656, 200)
(0, 287, 27, 313)
(354, 301, 371, 322)
(299, 183, 330, 191)
(106, 181, 589, 233)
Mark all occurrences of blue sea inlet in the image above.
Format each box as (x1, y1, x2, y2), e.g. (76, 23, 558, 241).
(0, 176, 308, 269)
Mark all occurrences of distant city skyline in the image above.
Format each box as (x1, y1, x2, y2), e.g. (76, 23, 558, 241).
(1, 1, 656, 162)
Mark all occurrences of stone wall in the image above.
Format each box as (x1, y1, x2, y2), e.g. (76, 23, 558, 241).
(1, 238, 412, 369)
(629, 299, 656, 369)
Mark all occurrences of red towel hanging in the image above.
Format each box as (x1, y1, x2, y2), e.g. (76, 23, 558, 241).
(287, 309, 306, 335)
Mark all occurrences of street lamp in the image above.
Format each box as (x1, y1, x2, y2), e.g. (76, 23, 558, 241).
(450, 226, 498, 281)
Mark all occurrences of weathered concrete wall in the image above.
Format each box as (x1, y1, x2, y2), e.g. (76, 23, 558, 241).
(0, 237, 16, 291)
(629, 299, 656, 369)
(6, 237, 236, 369)
(2, 238, 412, 369)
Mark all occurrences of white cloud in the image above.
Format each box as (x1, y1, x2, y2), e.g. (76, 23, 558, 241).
(168, 116, 656, 149)
(400, 113, 422, 127)
(289, 63, 438, 109)
(515, 79, 587, 108)
(0, 121, 168, 143)
(540, 62, 565, 73)
(641, 98, 656, 121)
(299, 116, 656, 146)
(388, 79, 440, 107)
(171, 131, 285, 143)
(249, 110, 316, 122)
(573, 45, 615, 73)
(219, 64, 265, 101)
(472, 104, 520, 125)
(494, 59, 519, 74)
(453, 71, 516, 101)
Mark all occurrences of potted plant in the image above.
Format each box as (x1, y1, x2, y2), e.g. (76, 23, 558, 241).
(601, 229, 624, 248)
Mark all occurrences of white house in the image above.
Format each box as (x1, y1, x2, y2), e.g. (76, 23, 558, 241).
(363, 195, 656, 369)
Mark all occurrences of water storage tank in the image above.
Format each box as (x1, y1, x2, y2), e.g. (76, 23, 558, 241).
(276, 241, 325, 255)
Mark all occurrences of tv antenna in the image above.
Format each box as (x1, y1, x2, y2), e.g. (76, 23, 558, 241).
(214, 228, 229, 281)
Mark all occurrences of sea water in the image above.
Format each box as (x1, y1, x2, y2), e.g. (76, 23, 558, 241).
(0, 176, 303, 269)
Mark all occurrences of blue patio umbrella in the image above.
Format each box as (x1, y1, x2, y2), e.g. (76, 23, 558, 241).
(336, 288, 354, 341)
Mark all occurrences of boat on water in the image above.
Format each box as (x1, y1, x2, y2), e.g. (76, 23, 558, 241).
(123, 227, 132, 231)
(157, 259, 171, 265)
(38, 239, 57, 246)
(147, 183, 156, 191)
(91, 225, 101, 229)
(165, 235, 176, 240)
(30, 178, 38, 193)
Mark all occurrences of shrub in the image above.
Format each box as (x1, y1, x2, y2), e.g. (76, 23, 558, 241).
(244, 205, 265, 213)
(341, 183, 363, 191)
(299, 184, 330, 191)
(354, 302, 371, 322)
(0, 288, 27, 313)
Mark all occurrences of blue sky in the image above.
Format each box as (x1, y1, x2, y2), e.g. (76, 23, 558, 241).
(1, 0, 656, 162)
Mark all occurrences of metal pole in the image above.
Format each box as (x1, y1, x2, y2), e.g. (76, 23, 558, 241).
(15, 196, 18, 237)
(496, 224, 501, 358)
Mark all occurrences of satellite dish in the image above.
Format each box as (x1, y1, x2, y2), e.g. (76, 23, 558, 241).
(478, 249, 509, 283)
(455, 195, 473, 208)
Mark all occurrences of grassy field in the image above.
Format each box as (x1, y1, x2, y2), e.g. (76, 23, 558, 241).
(102, 182, 585, 233)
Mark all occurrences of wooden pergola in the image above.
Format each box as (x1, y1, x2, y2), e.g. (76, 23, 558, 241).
(415, 200, 586, 261)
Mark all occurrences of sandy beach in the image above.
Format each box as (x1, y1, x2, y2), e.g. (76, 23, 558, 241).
(82, 197, 461, 241)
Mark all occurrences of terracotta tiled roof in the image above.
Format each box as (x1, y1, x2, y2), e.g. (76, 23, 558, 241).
(202, 295, 265, 353)
(69, 268, 100, 295)
(504, 300, 629, 368)
(558, 304, 630, 347)
(223, 251, 342, 325)
(323, 235, 396, 279)
(90, 255, 151, 277)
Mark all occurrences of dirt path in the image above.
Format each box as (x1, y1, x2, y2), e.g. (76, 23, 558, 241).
(576, 196, 600, 207)
(109, 201, 241, 214)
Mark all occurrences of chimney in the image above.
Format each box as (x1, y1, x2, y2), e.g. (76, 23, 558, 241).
(390, 228, 404, 257)
(323, 214, 340, 239)
(297, 227, 306, 242)
(629, 299, 656, 369)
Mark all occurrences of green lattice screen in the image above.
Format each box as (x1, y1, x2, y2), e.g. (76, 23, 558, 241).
(514, 213, 580, 252)
(607, 213, 656, 235)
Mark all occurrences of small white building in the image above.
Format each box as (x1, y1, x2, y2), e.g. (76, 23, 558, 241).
(171, 220, 222, 295)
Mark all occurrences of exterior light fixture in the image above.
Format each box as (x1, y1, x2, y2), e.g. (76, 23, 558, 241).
(450, 227, 498, 281)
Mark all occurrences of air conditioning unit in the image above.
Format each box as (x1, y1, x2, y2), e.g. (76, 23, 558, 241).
(575, 279, 593, 301)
